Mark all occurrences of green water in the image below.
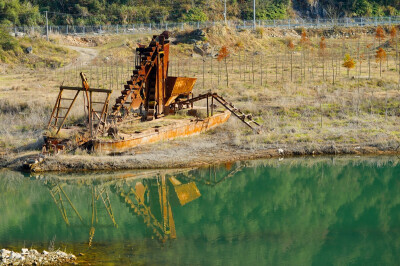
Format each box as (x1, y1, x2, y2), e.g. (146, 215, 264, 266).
(1, 157, 400, 265)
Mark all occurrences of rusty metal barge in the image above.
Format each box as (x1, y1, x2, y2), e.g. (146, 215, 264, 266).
(42, 32, 261, 155)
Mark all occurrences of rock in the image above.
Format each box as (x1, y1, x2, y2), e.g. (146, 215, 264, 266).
(193, 45, 204, 56)
(1, 249, 10, 258)
(42, 250, 49, 255)
(25, 46, 33, 54)
(202, 42, 211, 50)
(10, 251, 21, 260)
(29, 249, 39, 255)
(56, 251, 67, 257)
(21, 248, 28, 255)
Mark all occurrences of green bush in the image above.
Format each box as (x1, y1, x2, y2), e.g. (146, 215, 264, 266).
(0, 26, 18, 51)
(241, 3, 288, 20)
(181, 7, 208, 22)
(352, 0, 373, 16)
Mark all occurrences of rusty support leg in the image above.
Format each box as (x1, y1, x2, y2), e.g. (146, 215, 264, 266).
(89, 91, 93, 137)
(207, 95, 209, 117)
(211, 96, 214, 116)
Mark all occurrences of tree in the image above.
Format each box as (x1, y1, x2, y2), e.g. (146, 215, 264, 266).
(300, 29, 309, 45)
(300, 29, 309, 81)
(376, 25, 385, 46)
(343, 54, 355, 77)
(375, 48, 386, 77)
(218, 46, 230, 87)
(390, 26, 398, 71)
(390, 26, 397, 43)
(0, 0, 41, 26)
(287, 39, 295, 82)
(319, 36, 327, 80)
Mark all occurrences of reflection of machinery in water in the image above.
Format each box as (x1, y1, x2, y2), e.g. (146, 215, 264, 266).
(114, 174, 200, 241)
(43, 170, 202, 244)
(47, 182, 118, 247)
(41, 163, 244, 244)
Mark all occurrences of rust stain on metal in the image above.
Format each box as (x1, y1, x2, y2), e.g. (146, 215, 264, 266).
(92, 111, 230, 153)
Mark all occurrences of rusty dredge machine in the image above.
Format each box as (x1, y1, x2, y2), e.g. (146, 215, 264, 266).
(43, 32, 261, 154)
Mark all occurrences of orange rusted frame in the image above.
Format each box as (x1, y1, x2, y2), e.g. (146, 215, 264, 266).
(92, 111, 231, 153)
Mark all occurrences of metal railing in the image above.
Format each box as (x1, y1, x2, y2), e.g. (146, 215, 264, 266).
(8, 16, 400, 37)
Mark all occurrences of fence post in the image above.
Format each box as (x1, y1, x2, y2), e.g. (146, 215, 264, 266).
(197, 21, 199, 29)
(83, 26, 85, 35)
(288, 19, 291, 29)
(66, 25, 68, 35)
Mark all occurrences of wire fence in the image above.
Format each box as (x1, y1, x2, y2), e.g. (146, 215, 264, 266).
(8, 16, 400, 37)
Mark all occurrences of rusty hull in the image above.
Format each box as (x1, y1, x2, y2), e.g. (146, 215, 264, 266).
(92, 110, 231, 153)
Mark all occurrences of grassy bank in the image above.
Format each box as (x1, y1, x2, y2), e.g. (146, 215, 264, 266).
(0, 27, 78, 68)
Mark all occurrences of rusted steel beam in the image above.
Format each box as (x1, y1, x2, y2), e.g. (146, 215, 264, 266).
(60, 86, 112, 93)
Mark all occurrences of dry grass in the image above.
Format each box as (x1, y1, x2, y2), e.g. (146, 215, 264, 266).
(2, 25, 400, 157)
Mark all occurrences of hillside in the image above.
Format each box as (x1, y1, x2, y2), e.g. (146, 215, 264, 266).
(1, 0, 399, 26)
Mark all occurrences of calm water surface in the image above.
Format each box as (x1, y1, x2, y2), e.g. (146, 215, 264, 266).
(1, 157, 400, 265)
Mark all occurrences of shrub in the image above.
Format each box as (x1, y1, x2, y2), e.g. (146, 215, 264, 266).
(181, 7, 208, 22)
(255, 27, 264, 38)
(0, 26, 18, 51)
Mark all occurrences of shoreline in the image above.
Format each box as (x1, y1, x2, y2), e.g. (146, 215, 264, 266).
(0, 248, 76, 265)
(1, 141, 399, 173)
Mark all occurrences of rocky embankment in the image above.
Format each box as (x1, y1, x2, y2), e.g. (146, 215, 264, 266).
(0, 248, 76, 265)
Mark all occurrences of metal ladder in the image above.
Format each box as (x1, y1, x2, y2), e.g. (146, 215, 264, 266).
(47, 73, 112, 138)
(176, 92, 262, 133)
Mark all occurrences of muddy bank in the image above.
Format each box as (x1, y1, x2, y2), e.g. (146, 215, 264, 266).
(2, 137, 399, 172)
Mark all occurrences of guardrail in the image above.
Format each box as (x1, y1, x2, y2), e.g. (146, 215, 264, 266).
(8, 16, 400, 37)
